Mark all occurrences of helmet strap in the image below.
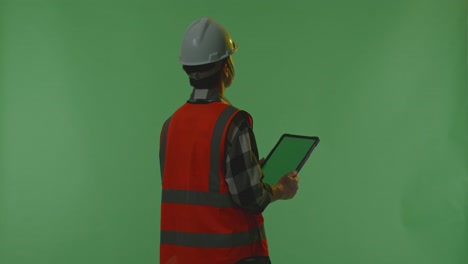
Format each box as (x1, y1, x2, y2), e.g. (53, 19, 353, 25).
(188, 61, 223, 80)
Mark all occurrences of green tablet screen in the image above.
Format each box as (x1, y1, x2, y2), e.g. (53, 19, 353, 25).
(261, 134, 319, 186)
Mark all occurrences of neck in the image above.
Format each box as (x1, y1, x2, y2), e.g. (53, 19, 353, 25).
(212, 84, 231, 105)
(213, 84, 225, 97)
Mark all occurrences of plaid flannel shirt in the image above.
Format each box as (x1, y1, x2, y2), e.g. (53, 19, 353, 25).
(188, 89, 273, 213)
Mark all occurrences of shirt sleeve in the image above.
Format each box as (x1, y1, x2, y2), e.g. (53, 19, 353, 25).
(224, 112, 273, 214)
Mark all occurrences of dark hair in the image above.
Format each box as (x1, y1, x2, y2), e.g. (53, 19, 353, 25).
(182, 59, 227, 89)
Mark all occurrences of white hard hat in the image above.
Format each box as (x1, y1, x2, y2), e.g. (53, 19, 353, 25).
(179, 17, 238, 66)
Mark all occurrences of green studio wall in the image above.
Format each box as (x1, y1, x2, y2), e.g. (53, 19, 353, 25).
(0, 0, 466, 263)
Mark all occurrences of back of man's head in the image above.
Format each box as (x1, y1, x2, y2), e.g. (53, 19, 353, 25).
(179, 17, 237, 89)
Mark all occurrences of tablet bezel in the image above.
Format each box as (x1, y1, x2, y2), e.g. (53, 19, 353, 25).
(261, 134, 320, 175)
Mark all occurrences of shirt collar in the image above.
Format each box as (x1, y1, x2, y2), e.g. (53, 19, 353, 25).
(188, 89, 222, 103)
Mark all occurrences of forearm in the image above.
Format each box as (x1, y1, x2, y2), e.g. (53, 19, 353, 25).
(235, 182, 272, 214)
(270, 184, 284, 202)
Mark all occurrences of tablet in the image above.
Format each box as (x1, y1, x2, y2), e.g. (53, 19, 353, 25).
(261, 134, 320, 185)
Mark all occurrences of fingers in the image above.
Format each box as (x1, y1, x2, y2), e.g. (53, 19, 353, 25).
(276, 170, 300, 200)
(287, 171, 299, 182)
(289, 177, 299, 187)
(258, 157, 265, 166)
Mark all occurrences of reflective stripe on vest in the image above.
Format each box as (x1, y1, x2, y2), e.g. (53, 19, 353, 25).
(162, 189, 234, 208)
(208, 106, 238, 192)
(161, 225, 266, 248)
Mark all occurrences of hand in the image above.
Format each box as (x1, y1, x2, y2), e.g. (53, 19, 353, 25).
(272, 170, 299, 201)
(258, 157, 266, 167)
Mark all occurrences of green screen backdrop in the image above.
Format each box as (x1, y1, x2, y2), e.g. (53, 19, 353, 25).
(1, 0, 467, 263)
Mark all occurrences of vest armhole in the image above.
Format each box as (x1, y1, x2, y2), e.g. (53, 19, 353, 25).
(159, 117, 172, 179)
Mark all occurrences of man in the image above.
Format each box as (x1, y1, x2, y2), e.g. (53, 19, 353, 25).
(159, 17, 299, 264)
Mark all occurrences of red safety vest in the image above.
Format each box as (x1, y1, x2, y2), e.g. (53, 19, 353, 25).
(159, 101, 269, 264)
